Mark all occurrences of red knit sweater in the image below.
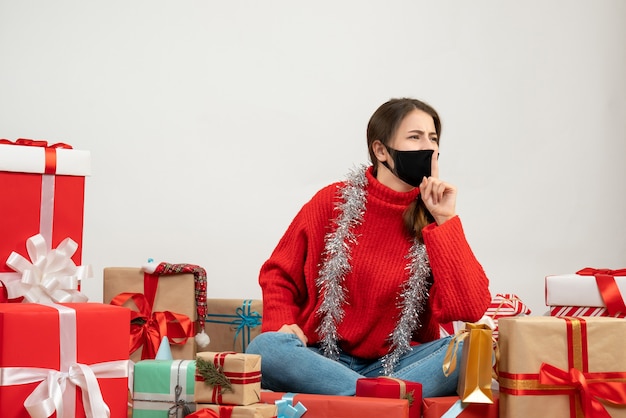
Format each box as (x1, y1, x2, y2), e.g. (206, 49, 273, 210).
(259, 166, 491, 359)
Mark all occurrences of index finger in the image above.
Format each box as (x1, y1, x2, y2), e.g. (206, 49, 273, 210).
(430, 151, 439, 179)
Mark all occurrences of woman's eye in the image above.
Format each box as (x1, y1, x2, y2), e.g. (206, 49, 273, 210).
(430, 137, 438, 142)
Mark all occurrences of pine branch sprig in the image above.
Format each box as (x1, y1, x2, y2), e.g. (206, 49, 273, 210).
(196, 357, 233, 393)
(404, 390, 415, 407)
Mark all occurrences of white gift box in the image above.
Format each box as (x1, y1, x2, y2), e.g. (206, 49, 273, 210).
(0, 142, 91, 175)
(545, 272, 626, 308)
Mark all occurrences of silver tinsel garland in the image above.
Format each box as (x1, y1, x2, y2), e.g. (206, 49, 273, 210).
(315, 165, 367, 360)
(315, 165, 431, 374)
(380, 241, 431, 375)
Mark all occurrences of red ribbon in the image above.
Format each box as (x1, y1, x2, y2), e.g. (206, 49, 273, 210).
(0, 138, 73, 149)
(215, 406, 233, 418)
(0, 281, 24, 303)
(110, 291, 192, 359)
(186, 409, 220, 418)
(577, 268, 626, 315)
(0, 138, 73, 174)
(539, 363, 626, 418)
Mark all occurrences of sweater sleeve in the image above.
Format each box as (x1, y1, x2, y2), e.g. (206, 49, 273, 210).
(422, 216, 491, 324)
(258, 209, 310, 332)
(258, 184, 338, 333)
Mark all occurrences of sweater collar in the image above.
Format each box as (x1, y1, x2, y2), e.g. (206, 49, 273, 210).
(365, 166, 421, 206)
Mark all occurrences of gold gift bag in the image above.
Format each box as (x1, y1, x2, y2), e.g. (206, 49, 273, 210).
(443, 323, 494, 404)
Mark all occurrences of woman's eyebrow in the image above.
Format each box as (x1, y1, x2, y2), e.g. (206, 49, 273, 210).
(407, 129, 437, 136)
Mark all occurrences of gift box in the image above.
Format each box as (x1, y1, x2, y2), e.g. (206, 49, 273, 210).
(201, 299, 262, 353)
(194, 351, 261, 406)
(356, 377, 421, 418)
(260, 391, 409, 418)
(195, 403, 277, 418)
(132, 359, 196, 417)
(422, 394, 499, 418)
(440, 293, 530, 340)
(545, 268, 626, 316)
(498, 316, 626, 417)
(0, 302, 131, 417)
(549, 305, 626, 318)
(103, 263, 206, 361)
(0, 139, 90, 294)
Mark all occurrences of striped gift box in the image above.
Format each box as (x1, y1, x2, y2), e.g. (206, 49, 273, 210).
(440, 294, 531, 340)
(549, 305, 626, 318)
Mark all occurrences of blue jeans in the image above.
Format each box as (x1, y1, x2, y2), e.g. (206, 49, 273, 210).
(246, 332, 460, 398)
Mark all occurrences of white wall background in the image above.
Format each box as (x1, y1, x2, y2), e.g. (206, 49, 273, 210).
(1, 1, 624, 316)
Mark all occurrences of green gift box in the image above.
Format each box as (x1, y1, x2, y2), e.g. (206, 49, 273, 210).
(132, 359, 196, 418)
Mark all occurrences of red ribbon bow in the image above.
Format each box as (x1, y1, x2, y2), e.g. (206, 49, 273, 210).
(0, 138, 73, 149)
(576, 268, 626, 315)
(539, 362, 626, 418)
(110, 292, 192, 359)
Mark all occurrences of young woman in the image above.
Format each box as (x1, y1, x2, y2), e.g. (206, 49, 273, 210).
(246, 98, 491, 397)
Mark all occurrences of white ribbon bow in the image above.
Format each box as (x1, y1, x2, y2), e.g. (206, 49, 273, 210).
(5, 234, 90, 303)
(1, 361, 130, 418)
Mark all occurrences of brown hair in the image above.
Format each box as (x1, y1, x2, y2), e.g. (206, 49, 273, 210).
(366, 98, 442, 242)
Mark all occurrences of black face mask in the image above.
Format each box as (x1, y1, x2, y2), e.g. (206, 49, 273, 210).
(382, 147, 435, 187)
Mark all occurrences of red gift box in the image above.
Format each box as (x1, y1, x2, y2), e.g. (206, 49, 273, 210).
(0, 303, 131, 417)
(260, 391, 409, 418)
(422, 394, 499, 418)
(0, 139, 90, 284)
(356, 377, 422, 418)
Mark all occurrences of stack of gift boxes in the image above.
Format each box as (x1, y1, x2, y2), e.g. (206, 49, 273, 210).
(3, 138, 626, 418)
(0, 139, 133, 417)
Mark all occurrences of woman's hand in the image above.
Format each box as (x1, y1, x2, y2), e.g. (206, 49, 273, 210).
(278, 323, 308, 345)
(419, 152, 457, 225)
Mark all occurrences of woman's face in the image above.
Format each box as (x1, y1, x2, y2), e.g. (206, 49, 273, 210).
(388, 109, 439, 151)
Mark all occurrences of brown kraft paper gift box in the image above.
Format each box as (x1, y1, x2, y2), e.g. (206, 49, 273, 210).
(103, 266, 197, 362)
(194, 351, 262, 406)
(200, 299, 263, 353)
(498, 316, 626, 418)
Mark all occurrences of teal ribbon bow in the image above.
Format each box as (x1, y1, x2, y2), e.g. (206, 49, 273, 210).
(276, 393, 307, 418)
(205, 300, 262, 351)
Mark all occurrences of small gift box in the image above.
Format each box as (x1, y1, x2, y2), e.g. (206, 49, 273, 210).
(546, 268, 626, 317)
(0, 303, 131, 418)
(356, 377, 422, 418)
(194, 351, 261, 406)
(260, 392, 410, 418)
(132, 359, 196, 417)
(195, 403, 277, 418)
(104, 262, 208, 361)
(498, 316, 626, 417)
(201, 299, 263, 353)
(440, 293, 530, 340)
(422, 394, 499, 418)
